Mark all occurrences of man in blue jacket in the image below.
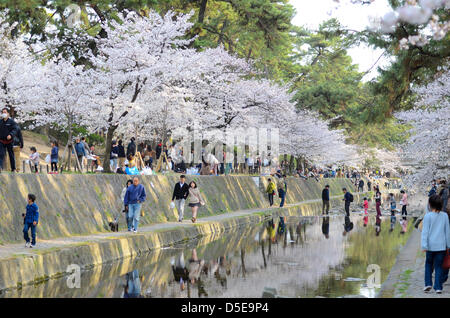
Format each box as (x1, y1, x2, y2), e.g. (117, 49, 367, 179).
(23, 194, 39, 248)
(343, 188, 352, 217)
(124, 177, 147, 233)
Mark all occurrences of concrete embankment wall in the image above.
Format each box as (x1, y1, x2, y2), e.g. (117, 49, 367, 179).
(0, 175, 362, 244)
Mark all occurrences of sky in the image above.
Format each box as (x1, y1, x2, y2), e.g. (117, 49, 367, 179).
(291, 0, 394, 80)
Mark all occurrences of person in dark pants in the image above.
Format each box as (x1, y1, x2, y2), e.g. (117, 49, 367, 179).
(342, 188, 352, 216)
(421, 195, 450, 294)
(50, 141, 59, 172)
(266, 178, 276, 207)
(117, 140, 126, 170)
(343, 215, 353, 236)
(172, 175, 190, 222)
(126, 137, 136, 158)
(12, 125, 23, 172)
(23, 194, 39, 248)
(322, 216, 330, 239)
(358, 179, 364, 192)
(322, 185, 330, 215)
(276, 173, 287, 208)
(0, 107, 19, 172)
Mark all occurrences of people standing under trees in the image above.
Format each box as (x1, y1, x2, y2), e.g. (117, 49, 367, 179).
(50, 141, 59, 173)
(110, 140, 119, 173)
(438, 180, 448, 213)
(266, 178, 276, 207)
(367, 180, 372, 192)
(127, 137, 136, 158)
(358, 179, 364, 192)
(123, 177, 146, 233)
(322, 185, 330, 215)
(117, 140, 126, 170)
(12, 124, 23, 172)
(73, 137, 85, 171)
(276, 171, 287, 208)
(121, 179, 133, 231)
(375, 187, 382, 217)
(389, 193, 397, 232)
(400, 190, 408, 216)
(29, 147, 40, 173)
(156, 140, 162, 160)
(421, 195, 450, 294)
(143, 145, 154, 168)
(81, 137, 90, 168)
(172, 175, 190, 222)
(0, 107, 19, 173)
(188, 181, 205, 224)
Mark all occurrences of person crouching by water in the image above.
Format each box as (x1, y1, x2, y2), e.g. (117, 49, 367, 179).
(23, 194, 39, 248)
(121, 179, 133, 231)
(421, 194, 450, 294)
(124, 177, 146, 233)
(188, 181, 205, 223)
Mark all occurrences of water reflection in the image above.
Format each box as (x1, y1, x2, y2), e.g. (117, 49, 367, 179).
(1, 209, 413, 298)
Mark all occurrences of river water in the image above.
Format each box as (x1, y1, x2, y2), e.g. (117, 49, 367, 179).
(1, 203, 414, 298)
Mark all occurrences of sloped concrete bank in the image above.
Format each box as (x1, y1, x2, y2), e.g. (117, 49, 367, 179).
(0, 212, 270, 291)
(0, 175, 364, 243)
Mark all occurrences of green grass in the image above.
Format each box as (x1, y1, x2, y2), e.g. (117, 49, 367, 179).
(394, 269, 414, 298)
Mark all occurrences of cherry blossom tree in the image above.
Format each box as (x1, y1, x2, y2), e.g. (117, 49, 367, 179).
(395, 66, 449, 190)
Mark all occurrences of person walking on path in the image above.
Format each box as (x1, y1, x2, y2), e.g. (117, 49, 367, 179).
(117, 140, 126, 170)
(322, 185, 330, 215)
(172, 175, 190, 222)
(276, 172, 287, 208)
(121, 179, 133, 231)
(421, 194, 450, 294)
(400, 190, 408, 216)
(342, 188, 353, 217)
(188, 181, 205, 223)
(375, 187, 382, 217)
(0, 107, 19, 172)
(358, 179, 364, 192)
(23, 194, 39, 248)
(50, 141, 59, 173)
(266, 178, 276, 207)
(123, 177, 146, 233)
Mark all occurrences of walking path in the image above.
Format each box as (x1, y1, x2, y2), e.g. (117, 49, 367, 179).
(379, 228, 450, 298)
(0, 196, 342, 261)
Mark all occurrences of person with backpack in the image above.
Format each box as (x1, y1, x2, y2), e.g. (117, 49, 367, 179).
(421, 195, 450, 294)
(266, 178, 276, 207)
(342, 188, 353, 217)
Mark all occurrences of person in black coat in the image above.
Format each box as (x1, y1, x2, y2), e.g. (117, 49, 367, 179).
(12, 125, 23, 172)
(117, 140, 126, 169)
(0, 108, 19, 172)
(322, 185, 330, 215)
(126, 137, 136, 158)
(172, 175, 190, 222)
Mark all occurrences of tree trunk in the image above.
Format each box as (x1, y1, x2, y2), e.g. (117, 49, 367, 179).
(198, 0, 208, 24)
(289, 155, 294, 175)
(103, 125, 116, 173)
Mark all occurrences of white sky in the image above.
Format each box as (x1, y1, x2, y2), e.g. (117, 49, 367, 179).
(290, 0, 394, 80)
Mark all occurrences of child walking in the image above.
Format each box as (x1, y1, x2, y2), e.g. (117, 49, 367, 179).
(23, 194, 39, 248)
(29, 147, 40, 173)
(50, 141, 59, 173)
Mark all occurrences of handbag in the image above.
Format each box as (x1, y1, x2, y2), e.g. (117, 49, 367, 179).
(443, 250, 450, 270)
